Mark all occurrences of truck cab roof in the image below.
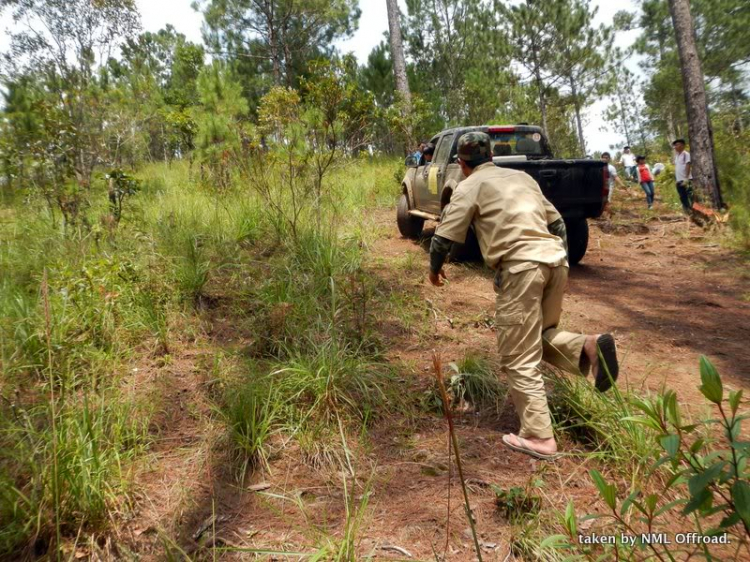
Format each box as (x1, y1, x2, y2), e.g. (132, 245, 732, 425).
(430, 125, 553, 160)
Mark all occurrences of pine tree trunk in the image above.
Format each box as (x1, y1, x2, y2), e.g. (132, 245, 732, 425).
(666, 109, 678, 142)
(386, 0, 411, 151)
(618, 99, 632, 146)
(667, 0, 723, 209)
(386, 0, 411, 107)
(569, 76, 586, 154)
(534, 69, 549, 140)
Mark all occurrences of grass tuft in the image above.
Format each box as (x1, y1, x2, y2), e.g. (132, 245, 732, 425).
(547, 368, 659, 475)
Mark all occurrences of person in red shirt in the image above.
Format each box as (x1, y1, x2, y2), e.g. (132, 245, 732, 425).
(636, 155, 655, 210)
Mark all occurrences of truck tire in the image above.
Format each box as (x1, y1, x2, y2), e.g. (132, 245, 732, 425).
(397, 193, 424, 239)
(448, 227, 481, 262)
(565, 218, 589, 265)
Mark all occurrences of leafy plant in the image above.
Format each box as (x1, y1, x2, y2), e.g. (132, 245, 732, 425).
(493, 481, 543, 522)
(577, 357, 750, 560)
(104, 169, 141, 224)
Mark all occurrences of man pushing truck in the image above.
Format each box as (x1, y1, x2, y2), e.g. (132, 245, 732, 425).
(427, 132, 619, 460)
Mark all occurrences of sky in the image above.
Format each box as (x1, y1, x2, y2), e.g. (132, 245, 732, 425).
(0, 0, 643, 151)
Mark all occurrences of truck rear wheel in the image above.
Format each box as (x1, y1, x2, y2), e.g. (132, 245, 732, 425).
(565, 218, 589, 265)
(448, 227, 481, 262)
(397, 193, 424, 239)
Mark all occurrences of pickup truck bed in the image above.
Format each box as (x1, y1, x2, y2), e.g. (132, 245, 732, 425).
(397, 125, 608, 265)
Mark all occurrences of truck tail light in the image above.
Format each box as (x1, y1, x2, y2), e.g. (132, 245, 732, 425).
(488, 126, 515, 133)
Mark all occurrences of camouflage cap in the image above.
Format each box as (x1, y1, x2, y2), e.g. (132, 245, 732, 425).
(457, 132, 492, 163)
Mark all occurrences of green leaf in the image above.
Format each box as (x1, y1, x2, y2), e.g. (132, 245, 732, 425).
(729, 422, 741, 441)
(688, 463, 725, 496)
(651, 455, 673, 471)
(683, 488, 713, 515)
(540, 534, 569, 549)
(736, 456, 748, 478)
(660, 434, 680, 458)
(719, 467, 735, 484)
(621, 415, 662, 431)
(620, 489, 641, 516)
(666, 470, 688, 489)
(730, 390, 743, 416)
(699, 356, 723, 404)
(690, 438, 706, 454)
(731, 480, 750, 528)
(631, 499, 648, 516)
(665, 392, 681, 427)
(590, 469, 617, 510)
(719, 512, 741, 529)
(704, 503, 731, 517)
(564, 501, 577, 536)
(654, 499, 688, 517)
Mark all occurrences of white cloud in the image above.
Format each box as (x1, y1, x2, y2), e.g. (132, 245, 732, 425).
(138, 0, 204, 43)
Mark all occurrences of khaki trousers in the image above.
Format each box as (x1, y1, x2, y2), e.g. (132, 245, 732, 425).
(495, 260, 586, 439)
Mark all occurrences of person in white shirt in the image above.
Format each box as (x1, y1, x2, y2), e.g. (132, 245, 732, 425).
(672, 139, 693, 213)
(601, 152, 626, 216)
(618, 146, 638, 183)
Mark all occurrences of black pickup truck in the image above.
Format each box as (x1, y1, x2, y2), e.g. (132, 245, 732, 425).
(397, 125, 609, 265)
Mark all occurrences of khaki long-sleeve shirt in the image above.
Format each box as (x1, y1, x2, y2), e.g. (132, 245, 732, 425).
(435, 162, 567, 269)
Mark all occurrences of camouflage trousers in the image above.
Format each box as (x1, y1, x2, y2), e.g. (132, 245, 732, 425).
(495, 260, 587, 440)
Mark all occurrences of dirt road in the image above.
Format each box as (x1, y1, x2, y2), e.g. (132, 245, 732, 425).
(126, 195, 750, 561)
(377, 203, 750, 408)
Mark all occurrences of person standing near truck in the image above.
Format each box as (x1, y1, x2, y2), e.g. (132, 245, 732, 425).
(636, 155, 655, 209)
(427, 132, 619, 460)
(601, 151, 626, 217)
(618, 146, 637, 183)
(672, 139, 694, 213)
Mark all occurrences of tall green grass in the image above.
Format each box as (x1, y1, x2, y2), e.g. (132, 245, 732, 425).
(548, 369, 659, 477)
(714, 128, 750, 248)
(1, 155, 402, 557)
(0, 391, 149, 554)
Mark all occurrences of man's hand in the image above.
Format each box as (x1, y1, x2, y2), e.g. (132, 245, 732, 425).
(428, 268, 447, 287)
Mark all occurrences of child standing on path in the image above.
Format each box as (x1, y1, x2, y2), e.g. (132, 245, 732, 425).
(636, 155, 655, 209)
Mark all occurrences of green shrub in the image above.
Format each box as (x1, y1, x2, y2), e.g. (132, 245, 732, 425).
(0, 392, 148, 556)
(270, 339, 395, 425)
(548, 368, 658, 475)
(543, 357, 750, 560)
(219, 375, 279, 476)
(493, 481, 543, 522)
(714, 130, 750, 248)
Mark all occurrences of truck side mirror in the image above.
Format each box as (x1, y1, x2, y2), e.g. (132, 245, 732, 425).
(405, 155, 420, 168)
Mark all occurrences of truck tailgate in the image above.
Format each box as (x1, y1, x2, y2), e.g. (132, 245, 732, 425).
(498, 159, 607, 219)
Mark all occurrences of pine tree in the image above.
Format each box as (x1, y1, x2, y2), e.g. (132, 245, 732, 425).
(197, 0, 359, 89)
(499, 0, 561, 138)
(553, 0, 613, 154)
(667, 0, 723, 208)
(194, 62, 249, 191)
(386, 0, 411, 109)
